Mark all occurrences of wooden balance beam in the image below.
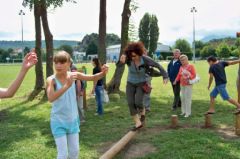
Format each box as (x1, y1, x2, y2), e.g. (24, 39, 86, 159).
(99, 130, 138, 159)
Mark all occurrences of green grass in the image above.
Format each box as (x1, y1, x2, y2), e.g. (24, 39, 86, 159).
(0, 61, 240, 159)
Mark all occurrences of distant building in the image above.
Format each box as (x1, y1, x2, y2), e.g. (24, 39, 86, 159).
(106, 43, 171, 61)
(155, 44, 172, 58)
(106, 44, 121, 62)
(73, 51, 86, 62)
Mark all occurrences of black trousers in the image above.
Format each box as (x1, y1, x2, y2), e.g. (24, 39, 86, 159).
(171, 81, 181, 109)
(126, 82, 145, 116)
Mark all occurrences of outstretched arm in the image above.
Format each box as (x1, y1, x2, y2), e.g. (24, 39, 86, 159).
(227, 59, 240, 65)
(0, 51, 37, 98)
(72, 64, 109, 81)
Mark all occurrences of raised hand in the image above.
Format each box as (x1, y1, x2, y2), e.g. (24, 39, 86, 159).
(101, 64, 109, 74)
(22, 48, 38, 70)
(64, 74, 74, 88)
(163, 78, 168, 85)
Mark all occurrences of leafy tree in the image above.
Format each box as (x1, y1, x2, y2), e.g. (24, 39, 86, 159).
(106, 34, 121, 46)
(174, 39, 192, 54)
(86, 42, 98, 56)
(195, 40, 205, 57)
(139, 13, 151, 49)
(59, 45, 73, 57)
(231, 48, 240, 57)
(128, 0, 139, 41)
(149, 15, 159, 56)
(216, 42, 231, 58)
(77, 33, 120, 52)
(200, 45, 216, 58)
(24, 47, 31, 55)
(235, 38, 240, 48)
(23, 0, 76, 90)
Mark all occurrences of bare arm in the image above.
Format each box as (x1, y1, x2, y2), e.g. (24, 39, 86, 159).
(72, 64, 108, 81)
(227, 59, 240, 65)
(0, 51, 37, 98)
(208, 73, 214, 90)
(46, 76, 73, 103)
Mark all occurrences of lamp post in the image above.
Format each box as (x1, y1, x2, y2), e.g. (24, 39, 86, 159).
(191, 7, 197, 63)
(19, 10, 25, 61)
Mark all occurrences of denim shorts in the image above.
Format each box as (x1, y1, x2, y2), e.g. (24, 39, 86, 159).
(210, 84, 230, 100)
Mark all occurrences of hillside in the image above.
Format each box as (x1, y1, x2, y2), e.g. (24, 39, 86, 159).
(0, 40, 79, 50)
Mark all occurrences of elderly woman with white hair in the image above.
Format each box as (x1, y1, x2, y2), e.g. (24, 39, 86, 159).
(173, 55, 196, 118)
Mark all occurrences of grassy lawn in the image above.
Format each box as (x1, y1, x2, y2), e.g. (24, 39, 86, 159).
(0, 61, 240, 159)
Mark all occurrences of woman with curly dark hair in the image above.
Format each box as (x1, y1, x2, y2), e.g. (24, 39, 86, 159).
(120, 42, 168, 131)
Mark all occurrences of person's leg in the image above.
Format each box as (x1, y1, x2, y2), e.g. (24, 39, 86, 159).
(55, 136, 68, 159)
(180, 86, 186, 115)
(126, 82, 141, 127)
(171, 83, 177, 110)
(135, 84, 145, 116)
(67, 133, 79, 159)
(95, 86, 103, 115)
(217, 84, 240, 109)
(176, 81, 181, 107)
(207, 87, 219, 113)
(79, 96, 85, 119)
(185, 85, 192, 117)
(76, 96, 83, 121)
(228, 98, 240, 109)
(143, 93, 151, 111)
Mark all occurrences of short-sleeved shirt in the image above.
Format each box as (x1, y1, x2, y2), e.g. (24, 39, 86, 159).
(209, 61, 229, 86)
(93, 67, 103, 86)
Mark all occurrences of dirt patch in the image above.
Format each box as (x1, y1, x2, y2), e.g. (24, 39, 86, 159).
(216, 127, 239, 139)
(122, 142, 157, 159)
(97, 141, 116, 154)
(0, 109, 8, 122)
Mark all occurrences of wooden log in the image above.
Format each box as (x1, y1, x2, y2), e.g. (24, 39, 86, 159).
(171, 115, 178, 128)
(100, 130, 137, 159)
(205, 114, 212, 128)
(235, 113, 240, 136)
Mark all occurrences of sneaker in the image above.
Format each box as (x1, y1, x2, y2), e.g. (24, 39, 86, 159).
(180, 113, 185, 116)
(184, 114, 190, 118)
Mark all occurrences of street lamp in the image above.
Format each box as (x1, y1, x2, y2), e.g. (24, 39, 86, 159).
(19, 9, 25, 61)
(191, 7, 197, 63)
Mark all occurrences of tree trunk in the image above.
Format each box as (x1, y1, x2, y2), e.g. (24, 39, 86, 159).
(98, 0, 107, 85)
(238, 65, 240, 103)
(34, 2, 45, 90)
(41, 0, 54, 78)
(106, 0, 131, 93)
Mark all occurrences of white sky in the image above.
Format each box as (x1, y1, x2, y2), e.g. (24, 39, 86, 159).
(0, 0, 239, 45)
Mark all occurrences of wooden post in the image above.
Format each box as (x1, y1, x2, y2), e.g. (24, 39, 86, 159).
(83, 89, 87, 110)
(236, 32, 240, 103)
(171, 115, 178, 128)
(205, 114, 212, 128)
(100, 130, 137, 159)
(235, 113, 240, 136)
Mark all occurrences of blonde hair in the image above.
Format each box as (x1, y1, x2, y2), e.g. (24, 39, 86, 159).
(179, 54, 188, 61)
(53, 51, 71, 63)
